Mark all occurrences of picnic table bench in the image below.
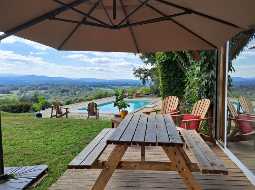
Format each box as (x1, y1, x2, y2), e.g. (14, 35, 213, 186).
(69, 113, 227, 190)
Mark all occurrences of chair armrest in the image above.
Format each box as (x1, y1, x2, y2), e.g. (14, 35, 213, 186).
(168, 110, 180, 115)
(182, 117, 210, 122)
(241, 113, 255, 118)
(171, 114, 185, 118)
(236, 118, 255, 122)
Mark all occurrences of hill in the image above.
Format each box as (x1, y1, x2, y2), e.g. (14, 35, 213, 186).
(232, 77, 255, 87)
(0, 74, 141, 87)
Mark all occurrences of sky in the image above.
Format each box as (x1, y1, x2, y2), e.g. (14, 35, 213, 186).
(231, 38, 255, 78)
(0, 34, 144, 80)
(0, 34, 255, 79)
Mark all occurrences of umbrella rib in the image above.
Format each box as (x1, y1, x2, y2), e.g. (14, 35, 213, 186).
(141, 1, 217, 49)
(52, 17, 111, 28)
(117, 0, 151, 26)
(118, 11, 190, 28)
(0, 0, 90, 41)
(119, 0, 140, 53)
(53, 0, 111, 27)
(113, 0, 117, 19)
(101, 1, 114, 26)
(154, 0, 242, 29)
(58, 0, 102, 50)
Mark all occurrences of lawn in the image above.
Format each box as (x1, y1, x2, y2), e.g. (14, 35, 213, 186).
(1, 112, 110, 190)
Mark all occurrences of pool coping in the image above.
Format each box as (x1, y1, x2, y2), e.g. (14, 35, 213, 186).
(75, 98, 158, 114)
(42, 96, 160, 118)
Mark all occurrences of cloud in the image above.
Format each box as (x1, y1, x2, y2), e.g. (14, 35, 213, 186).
(0, 34, 143, 79)
(1, 35, 50, 51)
(0, 49, 142, 79)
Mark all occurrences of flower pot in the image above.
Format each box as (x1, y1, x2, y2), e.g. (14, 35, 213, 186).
(120, 110, 128, 119)
(36, 113, 42, 118)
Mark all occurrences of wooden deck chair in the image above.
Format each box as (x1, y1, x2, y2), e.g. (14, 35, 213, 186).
(173, 99, 211, 131)
(227, 100, 255, 147)
(143, 96, 179, 115)
(161, 96, 179, 114)
(50, 104, 69, 118)
(239, 96, 254, 114)
(87, 102, 99, 119)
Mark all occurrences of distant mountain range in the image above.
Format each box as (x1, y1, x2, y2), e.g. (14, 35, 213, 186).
(0, 74, 254, 87)
(0, 74, 141, 86)
(232, 77, 255, 87)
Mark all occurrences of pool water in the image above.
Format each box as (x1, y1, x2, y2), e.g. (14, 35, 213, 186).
(80, 99, 152, 113)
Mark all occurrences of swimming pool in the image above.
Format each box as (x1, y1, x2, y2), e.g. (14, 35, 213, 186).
(80, 99, 152, 113)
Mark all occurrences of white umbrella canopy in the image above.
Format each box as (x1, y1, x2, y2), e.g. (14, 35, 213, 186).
(0, 0, 255, 53)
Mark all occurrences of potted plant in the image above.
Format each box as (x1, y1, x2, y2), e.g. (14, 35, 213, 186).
(32, 96, 47, 118)
(114, 89, 129, 119)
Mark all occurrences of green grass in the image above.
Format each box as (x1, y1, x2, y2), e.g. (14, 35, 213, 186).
(1, 112, 110, 190)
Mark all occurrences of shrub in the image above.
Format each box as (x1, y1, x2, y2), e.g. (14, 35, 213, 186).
(137, 87, 152, 95)
(0, 102, 32, 113)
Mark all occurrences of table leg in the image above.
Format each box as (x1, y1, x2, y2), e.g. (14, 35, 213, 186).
(141, 145, 145, 161)
(163, 146, 202, 190)
(91, 145, 127, 190)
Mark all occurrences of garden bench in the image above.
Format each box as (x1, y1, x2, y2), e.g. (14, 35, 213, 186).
(179, 128, 228, 175)
(68, 128, 115, 169)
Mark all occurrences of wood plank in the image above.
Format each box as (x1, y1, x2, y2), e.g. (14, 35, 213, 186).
(163, 146, 202, 190)
(50, 145, 255, 190)
(119, 114, 141, 143)
(95, 161, 199, 172)
(91, 145, 127, 190)
(80, 129, 115, 167)
(1, 165, 48, 190)
(145, 114, 157, 144)
(163, 115, 183, 145)
(107, 114, 133, 143)
(132, 114, 148, 143)
(180, 129, 228, 174)
(69, 128, 111, 167)
(155, 114, 170, 145)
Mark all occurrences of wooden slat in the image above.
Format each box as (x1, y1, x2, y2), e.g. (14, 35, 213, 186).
(145, 114, 157, 144)
(180, 129, 228, 174)
(155, 114, 170, 145)
(81, 129, 115, 167)
(91, 145, 127, 190)
(50, 146, 255, 190)
(107, 114, 133, 143)
(120, 114, 141, 143)
(69, 128, 115, 168)
(132, 114, 148, 143)
(163, 146, 202, 190)
(164, 115, 183, 145)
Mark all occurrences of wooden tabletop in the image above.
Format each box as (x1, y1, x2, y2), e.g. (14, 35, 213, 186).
(107, 114, 183, 146)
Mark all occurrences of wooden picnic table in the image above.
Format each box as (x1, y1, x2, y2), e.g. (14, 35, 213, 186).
(88, 113, 227, 190)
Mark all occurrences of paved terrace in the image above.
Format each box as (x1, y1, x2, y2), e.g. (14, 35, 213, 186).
(42, 97, 160, 119)
(49, 145, 254, 190)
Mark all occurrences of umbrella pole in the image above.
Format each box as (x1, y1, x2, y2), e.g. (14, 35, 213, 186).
(0, 111, 4, 177)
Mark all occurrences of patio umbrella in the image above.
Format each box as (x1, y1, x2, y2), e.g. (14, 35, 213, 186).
(0, 0, 255, 53)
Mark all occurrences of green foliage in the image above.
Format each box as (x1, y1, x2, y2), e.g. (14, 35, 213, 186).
(0, 102, 32, 113)
(32, 96, 49, 112)
(137, 87, 152, 95)
(113, 89, 129, 111)
(133, 54, 160, 95)
(85, 89, 114, 101)
(156, 52, 186, 99)
(183, 51, 217, 111)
